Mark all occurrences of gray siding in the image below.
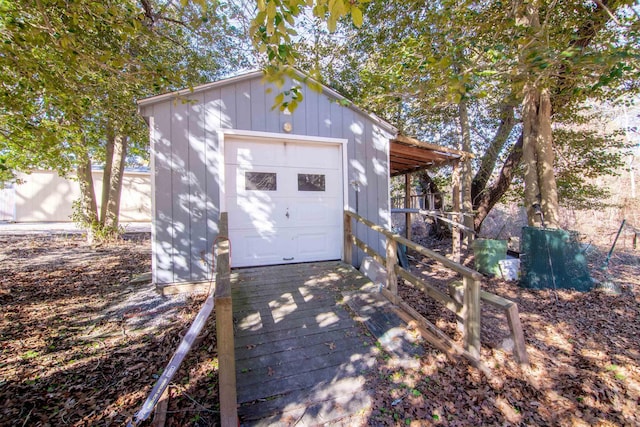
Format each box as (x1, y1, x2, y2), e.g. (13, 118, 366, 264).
(143, 74, 394, 285)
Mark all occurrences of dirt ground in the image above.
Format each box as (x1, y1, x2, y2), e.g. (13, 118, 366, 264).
(366, 236, 640, 426)
(0, 235, 217, 426)
(1, 233, 639, 426)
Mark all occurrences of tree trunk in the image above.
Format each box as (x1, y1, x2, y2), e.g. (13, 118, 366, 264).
(76, 149, 98, 243)
(417, 171, 450, 238)
(471, 103, 515, 200)
(522, 85, 542, 226)
(458, 100, 474, 245)
(100, 122, 115, 226)
(522, 86, 560, 228)
(473, 134, 523, 231)
(517, 0, 561, 228)
(105, 133, 128, 229)
(535, 88, 559, 228)
(105, 134, 129, 230)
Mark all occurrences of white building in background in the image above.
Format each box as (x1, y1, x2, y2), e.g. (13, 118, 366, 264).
(0, 169, 151, 222)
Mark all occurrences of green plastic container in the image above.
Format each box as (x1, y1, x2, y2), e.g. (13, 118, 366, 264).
(520, 227, 593, 291)
(473, 239, 507, 276)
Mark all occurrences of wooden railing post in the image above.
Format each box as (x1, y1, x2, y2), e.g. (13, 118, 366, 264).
(463, 276, 481, 361)
(215, 213, 237, 427)
(451, 161, 461, 263)
(405, 173, 412, 240)
(386, 237, 398, 296)
(343, 211, 353, 265)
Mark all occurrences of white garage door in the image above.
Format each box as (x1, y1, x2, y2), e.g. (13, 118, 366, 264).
(225, 139, 343, 268)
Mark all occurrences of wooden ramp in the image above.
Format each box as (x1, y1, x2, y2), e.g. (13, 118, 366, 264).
(232, 261, 379, 426)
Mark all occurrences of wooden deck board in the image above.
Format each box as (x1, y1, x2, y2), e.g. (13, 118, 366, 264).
(234, 313, 352, 346)
(344, 290, 425, 369)
(232, 261, 425, 426)
(241, 387, 372, 426)
(237, 346, 376, 389)
(232, 262, 377, 426)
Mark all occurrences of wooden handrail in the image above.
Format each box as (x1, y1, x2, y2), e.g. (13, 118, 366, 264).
(343, 209, 529, 367)
(214, 212, 237, 427)
(345, 210, 483, 281)
(344, 209, 483, 364)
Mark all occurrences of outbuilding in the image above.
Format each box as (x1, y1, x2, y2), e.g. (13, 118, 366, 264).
(138, 70, 461, 286)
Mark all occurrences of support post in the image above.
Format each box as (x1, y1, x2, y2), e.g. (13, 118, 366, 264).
(405, 173, 412, 240)
(215, 213, 237, 427)
(343, 211, 353, 265)
(506, 304, 529, 366)
(386, 237, 398, 295)
(463, 276, 481, 361)
(448, 281, 464, 333)
(451, 161, 461, 263)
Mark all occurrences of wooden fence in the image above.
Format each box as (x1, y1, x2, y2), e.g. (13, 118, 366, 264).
(214, 212, 237, 427)
(344, 210, 528, 368)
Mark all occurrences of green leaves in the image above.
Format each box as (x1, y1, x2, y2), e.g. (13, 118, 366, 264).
(251, 0, 370, 109)
(1, 0, 244, 175)
(351, 7, 363, 28)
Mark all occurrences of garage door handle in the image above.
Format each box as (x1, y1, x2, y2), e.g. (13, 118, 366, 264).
(285, 210, 290, 219)
(283, 257, 294, 261)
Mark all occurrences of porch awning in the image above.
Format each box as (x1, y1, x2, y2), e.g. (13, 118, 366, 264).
(390, 134, 473, 177)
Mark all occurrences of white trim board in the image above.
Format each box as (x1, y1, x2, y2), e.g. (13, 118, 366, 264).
(218, 129, 349, 264)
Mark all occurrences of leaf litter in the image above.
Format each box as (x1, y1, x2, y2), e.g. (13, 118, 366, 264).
(1, 234, 639, 426)
(0, 235, 219, 426)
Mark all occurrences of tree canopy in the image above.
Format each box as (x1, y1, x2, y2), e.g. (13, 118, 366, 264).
(250, 0, 640, 230)
(1, 0, 248, 236)
(1, 0, 638, 233)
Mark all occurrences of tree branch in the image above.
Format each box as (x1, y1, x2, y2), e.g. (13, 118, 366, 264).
(473, 133, 524, 231)
(471, 103, 516, 201)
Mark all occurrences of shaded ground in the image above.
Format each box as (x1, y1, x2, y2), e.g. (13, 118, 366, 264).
(0, 235, 216, 426)
(366, 236, 640, 426)
(1, 234, 639, 426)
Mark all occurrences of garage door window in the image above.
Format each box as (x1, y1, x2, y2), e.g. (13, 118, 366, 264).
(298, 174, 325, 192)
(246, 172, 277, 191)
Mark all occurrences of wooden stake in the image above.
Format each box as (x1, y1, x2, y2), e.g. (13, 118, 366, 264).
(343, 211, 353, 265)
(451, 161, 461, 263)
(405, 173, 412, 240)
(463, 276, 481, 360)
(151, 388, 170, 427)
(386, 238, 398, 295)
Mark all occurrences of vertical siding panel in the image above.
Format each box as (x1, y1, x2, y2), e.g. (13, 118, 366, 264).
(250, 78, 267, 132)
(364, 122, 382, 256)
(235, 81, 252, 131)
(292, 81, 306, 135)
(305, 86, 320, 137)
(170, 99, 192, 283)
(318, 94, 332, 138)
(352, 112, 368, 266)
(342, 107, 360, 265)
(264, 82, 281, 133)
(151, 103, 174, 285)
(220, 84, 236, 129)
(329, 102, 343, 141)
(204, 88, 223, 270)
(375, 126, 392, 234)
(188, 92, 209, 282)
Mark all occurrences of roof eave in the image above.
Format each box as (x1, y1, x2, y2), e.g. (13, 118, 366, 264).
(136, 69, 397, 135)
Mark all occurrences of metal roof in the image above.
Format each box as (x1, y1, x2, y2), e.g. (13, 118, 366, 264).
(390, 135, 473, 176)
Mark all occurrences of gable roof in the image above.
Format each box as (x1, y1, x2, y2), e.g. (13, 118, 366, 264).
(138, 69, 474, 176)
(137, 69, 397, 135)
